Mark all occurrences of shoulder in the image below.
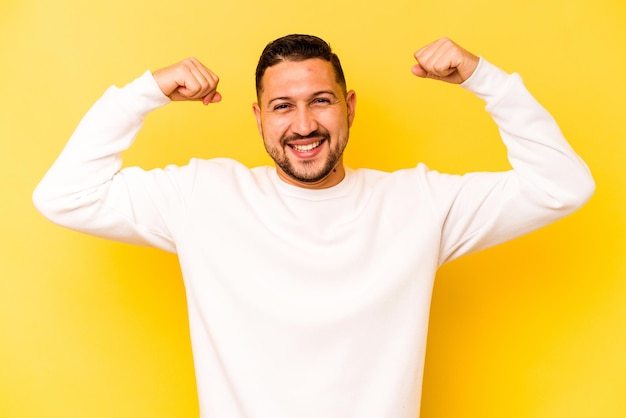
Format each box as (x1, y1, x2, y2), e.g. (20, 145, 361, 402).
(353, 164, 441, 186)
(186, 158, 277, 194)
(189, 157, 251, 173)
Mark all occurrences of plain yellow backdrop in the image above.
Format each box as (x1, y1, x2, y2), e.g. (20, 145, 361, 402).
(2, 0, 624, 417)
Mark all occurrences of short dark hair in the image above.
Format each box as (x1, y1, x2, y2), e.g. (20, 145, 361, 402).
(255, 34, 347, 99)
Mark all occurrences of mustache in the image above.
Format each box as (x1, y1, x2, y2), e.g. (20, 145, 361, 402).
(280, 130, 330, 146)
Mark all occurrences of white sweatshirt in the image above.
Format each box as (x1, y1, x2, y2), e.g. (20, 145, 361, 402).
(33, 58, 594, 417)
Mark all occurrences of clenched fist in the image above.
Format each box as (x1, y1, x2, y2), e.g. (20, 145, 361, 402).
(412, 38, 479, 84)
(153, 57, 222, 105)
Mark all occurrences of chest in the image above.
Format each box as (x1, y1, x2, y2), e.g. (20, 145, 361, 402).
(176, 185, 440, 314)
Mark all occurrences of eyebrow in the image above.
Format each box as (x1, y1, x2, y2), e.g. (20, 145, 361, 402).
(267, 90, 339, 107)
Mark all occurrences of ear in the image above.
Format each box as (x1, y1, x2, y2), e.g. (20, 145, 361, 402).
(252, 102, 263, 136)
(346, 90, 357, 127)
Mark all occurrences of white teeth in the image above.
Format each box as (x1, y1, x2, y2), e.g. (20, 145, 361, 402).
(292, 140, 322, 152)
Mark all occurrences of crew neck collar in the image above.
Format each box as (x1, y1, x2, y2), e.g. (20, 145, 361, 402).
(271, 167, 355, 200)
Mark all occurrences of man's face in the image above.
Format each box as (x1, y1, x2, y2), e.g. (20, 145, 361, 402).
(253, 58, 356, 189)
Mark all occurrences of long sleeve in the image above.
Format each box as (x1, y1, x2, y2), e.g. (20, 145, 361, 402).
(433, 58, 595, 264)
(32, 71, 181, 251)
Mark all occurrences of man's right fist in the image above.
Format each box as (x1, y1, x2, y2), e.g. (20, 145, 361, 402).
(153, 57, 221, 105)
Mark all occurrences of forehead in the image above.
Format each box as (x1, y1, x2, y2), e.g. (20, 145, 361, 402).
(259, 58, 341, 101)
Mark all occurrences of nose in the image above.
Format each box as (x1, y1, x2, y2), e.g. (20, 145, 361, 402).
(291, 106, 318, 136)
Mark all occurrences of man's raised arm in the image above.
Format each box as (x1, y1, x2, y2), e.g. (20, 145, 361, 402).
(32, 58, 221, 248)
(411, 38, 595, 263)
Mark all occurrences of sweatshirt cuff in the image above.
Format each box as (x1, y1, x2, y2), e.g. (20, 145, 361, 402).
(461, 57, 516, 104)
(117, 70, 171, 117)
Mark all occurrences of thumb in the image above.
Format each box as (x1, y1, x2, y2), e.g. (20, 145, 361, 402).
(411, 63, 452, 81)
(411, 63, 428, 78)
(202, 91, 222, 106)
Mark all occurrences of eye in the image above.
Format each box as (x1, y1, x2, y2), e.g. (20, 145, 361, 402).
(312, 97, 332, 106)
(272, 103, 291, 111)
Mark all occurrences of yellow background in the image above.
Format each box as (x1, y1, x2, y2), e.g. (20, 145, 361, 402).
(2, 0, 624, 417)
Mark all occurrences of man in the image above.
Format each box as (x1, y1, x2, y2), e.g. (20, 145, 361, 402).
(33, 34, 594, 417)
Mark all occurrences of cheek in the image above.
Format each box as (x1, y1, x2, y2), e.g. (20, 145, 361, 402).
(259, 122, 281, 145)
(322, 111, 349, 133)
(263, 118, 291, 138)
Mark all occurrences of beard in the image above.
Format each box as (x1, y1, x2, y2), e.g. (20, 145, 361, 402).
(264, 129, 348, 184)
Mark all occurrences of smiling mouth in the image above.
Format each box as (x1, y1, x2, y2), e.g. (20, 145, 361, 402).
(289, 140, 324, 152)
